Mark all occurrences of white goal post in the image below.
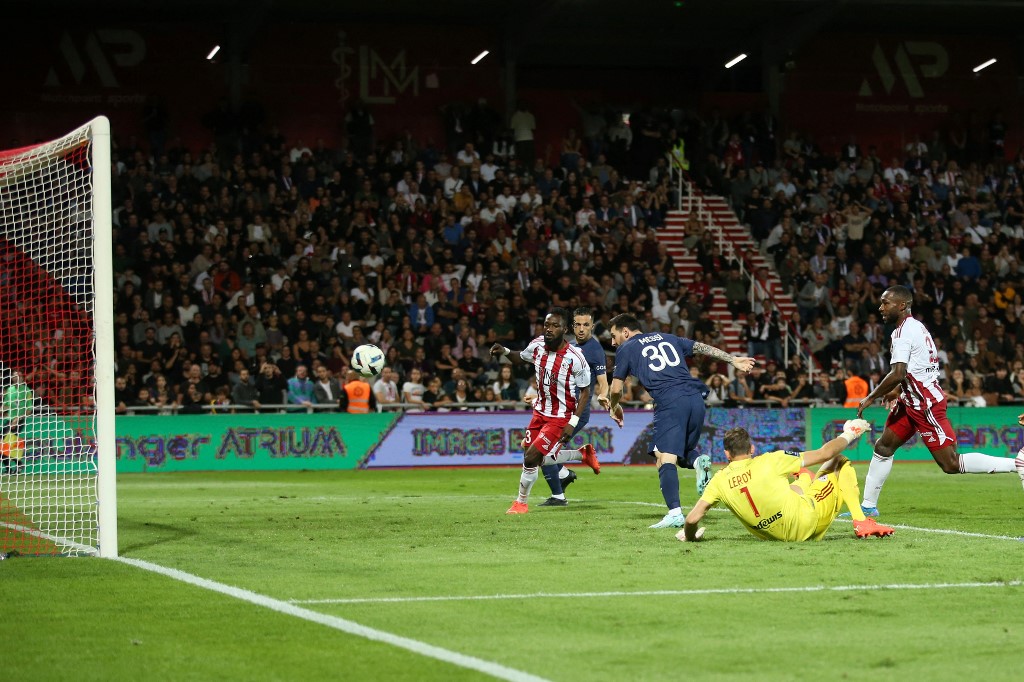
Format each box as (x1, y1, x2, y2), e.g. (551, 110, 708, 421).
(0, 116, 116, 558)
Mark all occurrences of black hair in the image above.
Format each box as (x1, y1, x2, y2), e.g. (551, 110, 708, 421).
(548, 307, 569, 328)
(573, 306, 595, 321)
(885, 285, 914, 307)
(609, 313, 642, 332)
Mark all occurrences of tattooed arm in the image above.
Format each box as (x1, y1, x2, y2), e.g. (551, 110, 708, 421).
(692, 342, 756, 372)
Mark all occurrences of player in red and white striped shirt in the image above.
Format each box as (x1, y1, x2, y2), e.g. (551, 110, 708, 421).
(490, 308, 600, 514)
(855, 286, 1024, 516)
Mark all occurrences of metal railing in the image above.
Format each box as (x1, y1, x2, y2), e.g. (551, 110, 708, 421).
(115, 399, 659, 416)
(110, 395, 1024, 416)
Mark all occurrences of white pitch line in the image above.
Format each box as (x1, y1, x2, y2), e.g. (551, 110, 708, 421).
(0, 521, 97, 555)
(113, 556, 551, 682)
(832, 519, 1024, 542)
(300, 495, 1024, 542)
(292, 580, 1023, 605)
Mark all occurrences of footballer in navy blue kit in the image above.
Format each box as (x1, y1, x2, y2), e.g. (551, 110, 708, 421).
(539, 307, 610, 506)
(605, 313, 756, 528)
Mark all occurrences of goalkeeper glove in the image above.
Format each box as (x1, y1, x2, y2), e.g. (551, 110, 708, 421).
(675, 527, 705, 542)
(839, 418, 871, 444)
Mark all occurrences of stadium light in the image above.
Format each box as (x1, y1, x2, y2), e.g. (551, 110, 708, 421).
(206, 45, 221, 61)
(973, 58, 996, 73)
(471, 50, 490, 65)
(724, 53, 747, 69)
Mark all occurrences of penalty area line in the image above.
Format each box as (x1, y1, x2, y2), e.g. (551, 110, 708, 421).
(112, 556, 551, 682)
(292, 580, 1023, 605)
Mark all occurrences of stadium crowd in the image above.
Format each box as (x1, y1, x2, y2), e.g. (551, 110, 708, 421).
(107, 100, 1024, 413)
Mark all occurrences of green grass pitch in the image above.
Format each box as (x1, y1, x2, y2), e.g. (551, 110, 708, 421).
(2, 464, 1022, 681)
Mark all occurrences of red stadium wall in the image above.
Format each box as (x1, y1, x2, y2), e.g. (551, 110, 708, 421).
(2, 22, 502, 152)
(782, 34, 1022, 160)
(3, 25, 1020, 163)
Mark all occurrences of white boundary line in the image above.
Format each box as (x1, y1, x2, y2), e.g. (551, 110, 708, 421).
(618, 500, 1024, 542)
(292, 580, 1023, 605)
(0, 521, 96, 555)
(112, 557, 551, 682)
(296, 495, 1024, 542)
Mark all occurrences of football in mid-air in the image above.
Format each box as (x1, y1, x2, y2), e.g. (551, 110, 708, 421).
(351, 344, 385, 377)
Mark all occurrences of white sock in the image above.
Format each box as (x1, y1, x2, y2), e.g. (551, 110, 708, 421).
(667, 507, 682, 516)
(544, 448, 583, 465)
(862, 452, 894, 509)
(517, 466, 539, 503)
(552, 493, 565, 500)
(957, 452, 1017, 474)
(558, 467, 571, 480)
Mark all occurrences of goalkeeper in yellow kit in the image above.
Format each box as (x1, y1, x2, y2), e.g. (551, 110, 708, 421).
(679, 419, 894, 542)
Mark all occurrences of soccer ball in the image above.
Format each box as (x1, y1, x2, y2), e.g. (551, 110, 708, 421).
(351, 344, 385, 377)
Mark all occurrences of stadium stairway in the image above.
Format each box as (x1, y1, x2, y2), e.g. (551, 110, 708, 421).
(660, 193, 800, 358)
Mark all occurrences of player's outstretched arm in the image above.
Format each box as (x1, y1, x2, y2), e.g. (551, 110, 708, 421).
(682, 500, 712, 542)
(606, 377, 625, 427)
(801, 418, 871, 467)
(491, 343, 524, 366)
(692, 342, 756, 372)
(560, 386, 591, 443)
(595, 372, 611, 409)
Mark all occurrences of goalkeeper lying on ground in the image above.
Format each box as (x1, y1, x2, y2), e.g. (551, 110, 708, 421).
(680, 419, 894, 543)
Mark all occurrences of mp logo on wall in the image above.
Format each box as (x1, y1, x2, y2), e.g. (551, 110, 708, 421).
(859, 41, 948, 98)
(44, 30, 146, 88)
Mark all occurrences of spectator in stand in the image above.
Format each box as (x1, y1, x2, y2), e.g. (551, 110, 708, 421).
(401, 367, 427, 412)
(372, 367, 400, 410)
(803, 317, 834, 369)
(983, 366, 1016, 405)
(286, 364, 315, 411)
(728, 370, 756, 406)
(313, 365, 344, 410)
(797, 272, 832, 326)
(422, 376, 450, 412)
(509, 102, 536, 166)
(232, 367, 260, 411)
(758, 364, 793, 407)
(813, 373, 846, 405)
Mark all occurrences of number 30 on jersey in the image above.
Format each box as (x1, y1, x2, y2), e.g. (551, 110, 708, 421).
(642, 342, 681, 372)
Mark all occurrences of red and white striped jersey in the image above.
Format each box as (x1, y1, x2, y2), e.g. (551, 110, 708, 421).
(889, 316, 944, 410)
(520, 336, 592, 419)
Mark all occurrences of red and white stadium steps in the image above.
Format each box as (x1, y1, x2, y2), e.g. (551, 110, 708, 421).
(659, 196, 799, 357)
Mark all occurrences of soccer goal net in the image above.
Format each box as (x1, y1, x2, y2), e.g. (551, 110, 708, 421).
(0, 117, 116, 557)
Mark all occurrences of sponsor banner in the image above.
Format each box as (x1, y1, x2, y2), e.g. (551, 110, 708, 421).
(364, 410, 653, 468)
(807, 406, 1024, 461)
(115, 413, 396, 472)
(363, 407, 810, 468)
(701, 408, 807, 464)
